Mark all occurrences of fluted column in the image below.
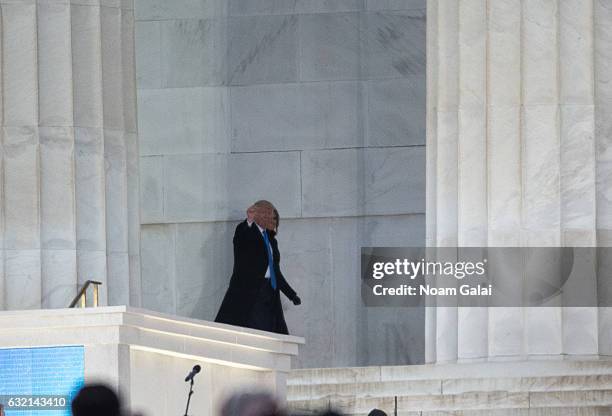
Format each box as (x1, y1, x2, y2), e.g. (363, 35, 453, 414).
(595, 0, 612, 357)
(426, 0, 611, 362)
(0, 0, 140, 310)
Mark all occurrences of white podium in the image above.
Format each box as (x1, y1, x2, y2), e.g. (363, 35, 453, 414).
(0, 306, 304, 416)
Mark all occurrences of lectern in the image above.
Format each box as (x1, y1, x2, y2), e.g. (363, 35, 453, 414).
(0, 306, 304, 416)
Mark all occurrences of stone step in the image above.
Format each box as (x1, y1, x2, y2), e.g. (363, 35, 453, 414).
(444, 375, 612, 396)
(421, 407, 612, 416)
(289, 392, 527, 414)
(319, 407, 612, 416)
(287, 389, 612, 414)
(288, 360, 612, 386)
(288, 379, 442, 400)
(288, 375, 612, 400)
(530, 390, 612, 408)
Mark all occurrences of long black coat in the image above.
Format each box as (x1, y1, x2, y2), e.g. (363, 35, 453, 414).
(215, 220, 298, 335)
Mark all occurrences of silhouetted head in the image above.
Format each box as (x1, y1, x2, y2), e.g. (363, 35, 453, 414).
(318, 410, 343, 416)
(220, 391, 284, 416)
(72, 384, 121, 416)
(367, 409, 387, 416)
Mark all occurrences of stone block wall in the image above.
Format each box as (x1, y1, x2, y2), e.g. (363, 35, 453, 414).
(134, 0, 426, 367)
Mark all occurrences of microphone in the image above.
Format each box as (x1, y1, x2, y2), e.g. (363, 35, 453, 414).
(184, 365, 201, 382)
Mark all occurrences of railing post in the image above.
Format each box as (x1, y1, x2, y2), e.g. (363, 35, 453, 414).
(69, 280, 103, 308)
(93, 283, 99, 307)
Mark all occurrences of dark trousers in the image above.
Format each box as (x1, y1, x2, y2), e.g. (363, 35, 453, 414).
(247, 280, 277, 332)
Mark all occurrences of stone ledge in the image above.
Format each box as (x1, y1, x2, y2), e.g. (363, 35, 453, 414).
(289, 360, 612, 385)
(288, 375, 612, 400)
(0, 306, 304, 372)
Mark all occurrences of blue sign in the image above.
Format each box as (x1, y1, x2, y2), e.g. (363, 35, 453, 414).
(0, 346, 85, 416)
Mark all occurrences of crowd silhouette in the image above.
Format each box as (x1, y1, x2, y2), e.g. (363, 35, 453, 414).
(65, 384, 389, 416)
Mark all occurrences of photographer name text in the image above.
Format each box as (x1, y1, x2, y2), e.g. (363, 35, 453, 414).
(372, 284, 492, 296)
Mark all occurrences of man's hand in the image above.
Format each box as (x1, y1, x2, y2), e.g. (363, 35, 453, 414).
(292, 296, 301, 306)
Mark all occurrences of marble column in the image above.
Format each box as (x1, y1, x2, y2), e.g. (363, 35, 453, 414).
(426, 0, 612, 362)
(0, 0, 141, 310)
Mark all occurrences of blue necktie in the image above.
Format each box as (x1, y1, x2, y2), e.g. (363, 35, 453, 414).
(262, 230, 277, 290)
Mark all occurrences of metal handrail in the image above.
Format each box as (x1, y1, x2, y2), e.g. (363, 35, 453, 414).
(69, 280, 103, 308)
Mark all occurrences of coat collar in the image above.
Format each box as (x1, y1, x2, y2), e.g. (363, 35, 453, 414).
(247, 219, 273, 247)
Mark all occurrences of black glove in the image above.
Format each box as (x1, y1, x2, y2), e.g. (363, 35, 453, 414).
(292, 295, 301, 306)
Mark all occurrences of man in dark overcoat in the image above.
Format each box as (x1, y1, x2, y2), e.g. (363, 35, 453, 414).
(215, 200, 301, 334)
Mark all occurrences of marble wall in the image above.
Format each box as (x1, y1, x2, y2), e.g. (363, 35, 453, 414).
(134, 0, 427, 368)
